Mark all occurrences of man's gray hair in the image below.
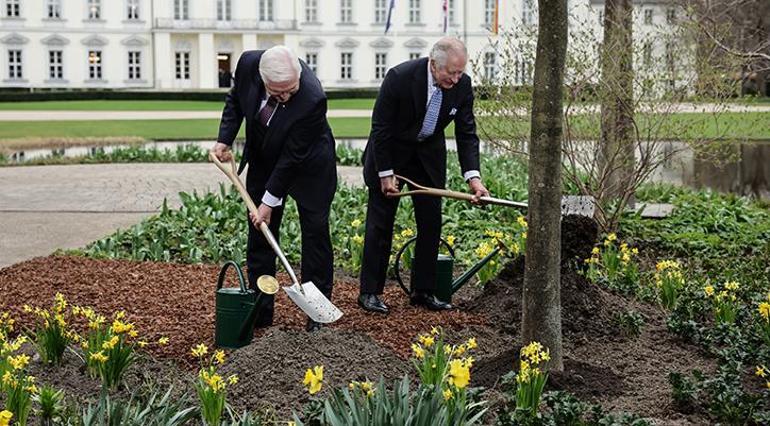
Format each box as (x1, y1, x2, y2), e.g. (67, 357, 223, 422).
(429, 37, 468, 69)
(259, 45, 302, 83)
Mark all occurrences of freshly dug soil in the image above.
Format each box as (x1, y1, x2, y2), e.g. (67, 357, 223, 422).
(0, 255, 715, 424)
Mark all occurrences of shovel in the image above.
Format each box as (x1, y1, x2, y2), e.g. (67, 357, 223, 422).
(389, 175, 595, 217)
(210, 152, 343, 324)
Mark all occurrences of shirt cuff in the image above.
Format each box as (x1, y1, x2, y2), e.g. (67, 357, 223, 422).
(378, 169, 395, 178)
(463, 170, 481, 182)
(261, 191, 283, 207)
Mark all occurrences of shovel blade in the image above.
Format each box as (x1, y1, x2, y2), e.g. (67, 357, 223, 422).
(283, 282, 343, 324)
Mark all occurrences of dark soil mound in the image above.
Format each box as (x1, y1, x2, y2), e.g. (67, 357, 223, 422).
(222, 328, 411, 418)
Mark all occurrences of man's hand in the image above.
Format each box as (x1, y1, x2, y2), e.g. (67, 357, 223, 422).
(210, 142, 233, 162)
(380, 175, 400, 196)
(468, 178, 490, 205)
(249, 203, 273, 227)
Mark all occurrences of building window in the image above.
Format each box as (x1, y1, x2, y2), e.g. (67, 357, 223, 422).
(666, 8, 676, 24)
(88, 0, 101, 19)
(127, 0, 140, 20)
(522, 0, 535, 25)
(374, 0, 387, 24)
(483, 52, 496, 81)
(217, 0, 231, 20)
(340, 52, 352, 80)
(175, 52, 190, 80)
(644, 9, 653, 25)
(88, 50, 102, 79)
(305, 0, 318, 22)
(128, 51, 141, 80)
(340, 0, 352, 23)
(375, 53, 387, 79)
(484, 0, 495, 26)
(305, 53, 318, 74)
(409, 0, 420, 23)
(514, 58, 531, 85)
(174, 0, 188, 20)
(47, 0, 61, 18)
(6, 0, 19, 17)
(643, 41, 653, 67)
(259, 0, 273, 21)
(598, 10, 604, 25)
(409, 52, 421, 60)
(448, 0, 456, 24)
(49, 50, 63, 79)
(7, 49, 21, 79)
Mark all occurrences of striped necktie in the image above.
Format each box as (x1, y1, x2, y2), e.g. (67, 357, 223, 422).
(417, 88, 442, 141)
(258, 96, 277, 127)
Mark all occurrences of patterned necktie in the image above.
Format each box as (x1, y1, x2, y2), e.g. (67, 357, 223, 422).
(417, 87, 442, 141)
(258, 96, 277, 127)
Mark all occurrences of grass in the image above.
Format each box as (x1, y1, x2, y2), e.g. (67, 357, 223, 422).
(0, 118, 374, 148)
(0, 98, 376, 111)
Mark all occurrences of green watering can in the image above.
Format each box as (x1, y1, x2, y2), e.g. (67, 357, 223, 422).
(394, 237, 501, 304)
(215, 261, 279, 349)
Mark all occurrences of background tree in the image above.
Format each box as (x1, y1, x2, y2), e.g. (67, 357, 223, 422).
(521, 0, 569, 371)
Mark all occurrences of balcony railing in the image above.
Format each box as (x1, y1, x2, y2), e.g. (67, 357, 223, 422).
(155, 18, 297, 31)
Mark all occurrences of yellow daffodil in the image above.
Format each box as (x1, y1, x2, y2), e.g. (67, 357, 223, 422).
(418, 334, 435, 348)
(214, 350, 226, 365)
(724, 281, 740, 291)
(191, 343, 208, 358)
(0, 410, 12, 426)
(446, 235, 456, 247)
(412, 343, 425, 359)
(8, 354, 30, 370)
(759, 302, 770, 320)
(137, 341, 148, 348)
(102, 335, 119, 350)
(431, 326, 440, 335)
(228, 374, 239, 385)
(89, 351, 109, 363)
(704, 285, 715, 297)
(443, 388, 453, 400)
(448, 359, 470, 389)
(303, 365, 324, 394)
(517, 216, 528, 228)
(756, 365, 767, 377)
(352, 234, 364, 244)
(158, 336, 169, 345)
(466, 337, 477, 349)
(401, 228, 415, 238)
(351, 219, 362, 228)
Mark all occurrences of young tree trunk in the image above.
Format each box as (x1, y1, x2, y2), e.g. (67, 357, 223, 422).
(599, 0, 636, 209)
(521, 0, 568, 371)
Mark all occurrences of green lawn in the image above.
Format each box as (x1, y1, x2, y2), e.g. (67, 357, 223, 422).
(0, 98, 375, 111)
(0, 117, 373, 146)
(0, 112, 766, 148)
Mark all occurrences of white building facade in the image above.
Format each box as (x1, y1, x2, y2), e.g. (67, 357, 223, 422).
(0, 0, 676, 91)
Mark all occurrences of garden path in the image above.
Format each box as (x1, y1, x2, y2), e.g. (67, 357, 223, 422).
(0, 163, 363, 268)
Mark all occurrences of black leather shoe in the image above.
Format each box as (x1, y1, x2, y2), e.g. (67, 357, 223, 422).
(306, 318, 322, 332)
(410, 292, 453, 311)
(357, 293, 389, 314)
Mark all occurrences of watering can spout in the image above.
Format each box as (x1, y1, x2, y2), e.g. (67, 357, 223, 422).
(450, 245, 501, 295)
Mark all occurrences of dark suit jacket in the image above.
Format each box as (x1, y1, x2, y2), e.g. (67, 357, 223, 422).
(218, 50, 337, 209)
(363, 57, 480, 189)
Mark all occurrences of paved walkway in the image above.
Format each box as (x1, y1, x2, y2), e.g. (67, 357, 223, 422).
(0, 163, 363, 268)
(0, 109, 372, 121)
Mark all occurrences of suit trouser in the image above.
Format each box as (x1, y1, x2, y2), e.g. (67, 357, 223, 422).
(359, 161, 442, 295)
(246, 187, 334, 326)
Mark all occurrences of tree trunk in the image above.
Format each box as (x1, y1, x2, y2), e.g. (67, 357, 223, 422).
(521, 0, 568, 371)
(598, 0, 636, 208)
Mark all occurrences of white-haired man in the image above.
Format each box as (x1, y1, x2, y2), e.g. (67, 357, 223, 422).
(358, 37, 490, 314)
(211, 46, 337, 332)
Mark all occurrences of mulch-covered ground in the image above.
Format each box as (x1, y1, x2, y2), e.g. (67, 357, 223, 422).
(0, 254, 716, 424)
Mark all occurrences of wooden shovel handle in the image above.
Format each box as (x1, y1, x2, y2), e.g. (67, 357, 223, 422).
(209, 152, 302, 288)
(390, 174, 528, 209)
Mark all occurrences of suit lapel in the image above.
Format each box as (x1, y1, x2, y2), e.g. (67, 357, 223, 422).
(412, 58, 428, 121)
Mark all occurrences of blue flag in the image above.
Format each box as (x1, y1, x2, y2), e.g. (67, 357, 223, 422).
(384, 0, 396, 34)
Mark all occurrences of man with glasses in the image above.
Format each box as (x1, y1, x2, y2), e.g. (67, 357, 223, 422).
(358, 37, 489, 314)
(211, 46, 337, 332)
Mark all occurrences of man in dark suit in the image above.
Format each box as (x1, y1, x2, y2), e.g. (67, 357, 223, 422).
(358, 37, 489, 314)
(211, 46, 337, 332)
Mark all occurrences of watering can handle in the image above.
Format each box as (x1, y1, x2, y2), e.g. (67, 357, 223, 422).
(393, 236, 455, 296)
(390, 174, 529, 210)
(217, 260, 248, 293)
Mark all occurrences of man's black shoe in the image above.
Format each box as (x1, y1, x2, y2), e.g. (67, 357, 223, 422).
(410, 292, 453, 311)
(306, 318, 323, 332)
(357, 293, 389, 314)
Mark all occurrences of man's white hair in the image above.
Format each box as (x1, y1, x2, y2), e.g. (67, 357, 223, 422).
(259, 45, 301, 83)
(429, 37, 468, 69)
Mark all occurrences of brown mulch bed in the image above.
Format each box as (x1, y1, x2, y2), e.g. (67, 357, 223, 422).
(0, 254, 716, 423)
